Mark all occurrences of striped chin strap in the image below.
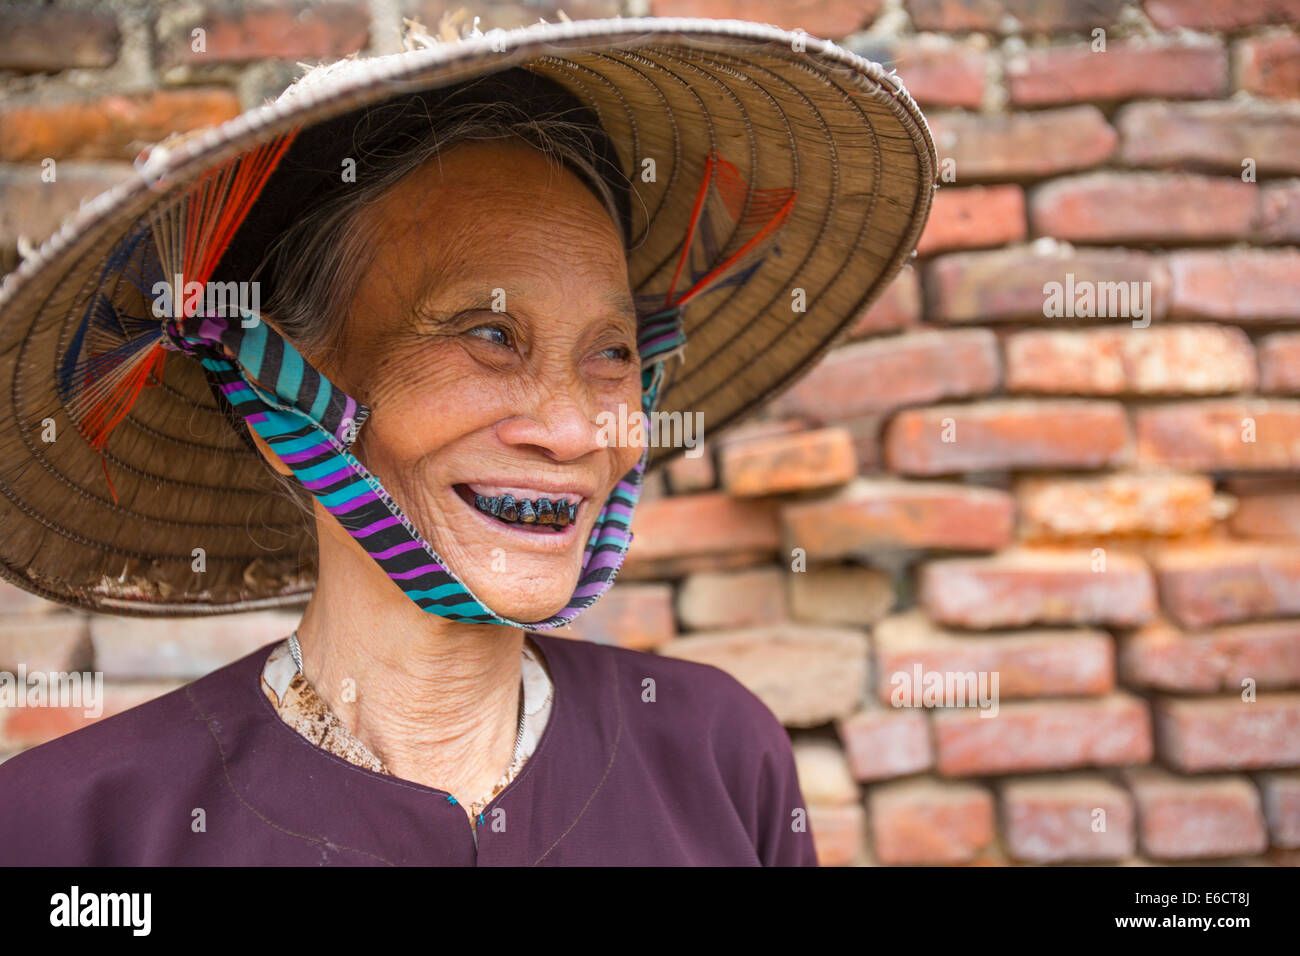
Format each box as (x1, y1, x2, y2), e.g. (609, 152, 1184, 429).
(159, 306, 684, 629)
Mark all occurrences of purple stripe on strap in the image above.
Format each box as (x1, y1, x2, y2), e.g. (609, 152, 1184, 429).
(367, 539, 423, 561)
(198, 317, 228, 342)
(302, 464, 356, 490)
(278, 441, 335, 464)
(350, 514, 403, 538)
(324, 489, 381, 516)
(388, 563, 446, 580)
(219, 381, 247, 396)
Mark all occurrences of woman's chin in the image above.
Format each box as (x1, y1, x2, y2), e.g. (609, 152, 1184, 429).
(453, 561, 581, 624)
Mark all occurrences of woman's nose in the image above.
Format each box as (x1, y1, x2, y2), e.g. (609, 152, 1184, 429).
(494, 389, 607, 463)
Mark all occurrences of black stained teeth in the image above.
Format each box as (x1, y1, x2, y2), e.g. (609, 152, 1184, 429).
(471, 491, 576, 527)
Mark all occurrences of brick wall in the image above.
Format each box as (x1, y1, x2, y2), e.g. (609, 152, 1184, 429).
(2, 0, 1299, 866)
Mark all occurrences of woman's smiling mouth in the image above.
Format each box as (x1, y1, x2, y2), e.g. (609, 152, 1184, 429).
(452, 483, 585, 534)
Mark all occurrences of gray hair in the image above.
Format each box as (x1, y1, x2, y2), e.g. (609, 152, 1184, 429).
(258, 97, 630, 366)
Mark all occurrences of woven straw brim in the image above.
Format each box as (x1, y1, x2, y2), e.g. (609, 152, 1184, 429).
(0, 17, 934, 616)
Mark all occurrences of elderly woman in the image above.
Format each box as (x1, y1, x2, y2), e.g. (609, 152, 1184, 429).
(0, 18, 933, 865)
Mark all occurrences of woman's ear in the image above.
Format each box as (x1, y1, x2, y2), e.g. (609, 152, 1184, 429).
(248, 427, 294, 476)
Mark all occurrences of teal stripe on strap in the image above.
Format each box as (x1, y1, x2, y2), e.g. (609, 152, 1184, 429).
(278, 343, 304, 402)
(236, 318, 268, 381)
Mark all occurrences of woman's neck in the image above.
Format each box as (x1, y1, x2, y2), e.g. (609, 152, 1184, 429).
(295, 504, 525, 806)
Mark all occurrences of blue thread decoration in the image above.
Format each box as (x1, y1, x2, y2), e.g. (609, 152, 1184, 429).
(446, 795, 458, 805)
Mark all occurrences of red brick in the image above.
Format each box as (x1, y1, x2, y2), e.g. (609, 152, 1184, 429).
(1006, 325, 1256, 396)
(1120, 618, 1300, 693)
(162, 1, 369, 66)
(884, 400, 1131, 475)
(793, 737, 859, 805)
(649, 0, 881, 38)
(907, 0, 1125, 33)
(1000, 775, 1135, 862)
(1018, 473, 1219, 541)
(1145, 0, 1300, 31)
(1136, 400, 1300, 471)
(1230, 486, 1300, 540)
(782, 478, 1014, 558)
(1256, 771, 1300, 847)
(623, 492, 780, 575)
(1029, 173, 1255, 244)
(676, 567, 788, 631)
(1236, 33, 1300, 99)
(664, 445, 715, 493)
(850, 265, 921, 337)
(1167, 249, 1300, 322)
(0, 90, 241, 163)
(550, 582, 675, 650)
(1116, 100, 1300, 176)
(1124, 767, 1268, 861)
(616, 548, 774, 582)
(0, 162, 135, 246)
(0, 616, 91, 673)
(925, 245, 1168, 323)
(868, 777, 994, 865)
(789, 565, 895, 626)
(1155, 694, 1300, 771)
(720, 428, 857, 497)
(0, 681, 183, 750)
(1154, 544, 1300, 628)
(920, 548, 1157, 629)
(774, 331, 1000, 425)
(932, 694, 1153, 776)
(837, 704, 933, 780)
(0, 8, 119, 72)
(929, 107, 1117, 180)
(1255, 181, 1300, 244)
(808, 803, 868, 866)
(1007, 40, 1227, 106)
(874, 610, 1114, 703)
(891, 36, 988, 109)
(917, 185, 1025, 255)
(657, 625, 868, 727)
(90, 611, 300, 679)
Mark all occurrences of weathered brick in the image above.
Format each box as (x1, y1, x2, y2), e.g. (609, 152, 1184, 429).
(868, 777, 994, 865)
(1136, 400, 1300, 471)
(720, 428, 857, 497)
(1120, 618, 1300, 692)
(1236, 33, 1300, 99)
(1230, 484, 1300, 540)
(1124, 767, 1268, 861)
(874, 610, 1114, 704)
(890, 35, 989, 109)
(782, 478, 1014, 558)
(676, 567, 788, 631)
(91, 611, 300, 679)
(929, 107, 1117, 181)
(162, 0, 369, 66)
(809, 802, 868, 866)
(1259, 332, 1300, 395)
(837, 703, 933, 780)
(1145, 0, 1300, 31)
(0, 8, 120, 72)
(0, 90, 242, 163)
(0, 161, 135, 246)
(551, 582, 675, 650)
(793, 737, 860, 805)
(926, 245, 1168, 323)
(1167, 249, 1300, 322)
(0, 681, 183, 750)
(1000, 774, 1135, 862)
(1255, 770, 1300, 847)
(1255, 181, 1300, 244)
(918, 185, 1025, 255)
(789, 564, 895, 627)
(906, 0, 1124, 33)
(1007, 40, 1227, 106)
(1153, 544, 1300, 628)
(664, 445, 715, 493)
(1154, 694, 1300, 771)
(657, 624, 868, 727)
(773, 330, 1000, 423)
(1116, 100, 1300, 176)
(0, 617, 91, 674)
(617, 549, 774, 582)
(1007, 325, 1255, 397)
(1017, 472, 1219, 541)
(884, 400, 1131, 475)
(649, 0, 881, 38)
(851, 265, 920, 337)
(1029, 173, 1255, 244)
(623, 493, 781, 576)
(932, 693, 1153, 776)
(920, 549, 1156, 629)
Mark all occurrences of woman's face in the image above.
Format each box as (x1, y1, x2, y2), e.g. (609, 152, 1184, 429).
(314, 139, 644, 622)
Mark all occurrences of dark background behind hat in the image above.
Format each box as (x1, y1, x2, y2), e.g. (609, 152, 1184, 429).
(2, 0, 1300, 868)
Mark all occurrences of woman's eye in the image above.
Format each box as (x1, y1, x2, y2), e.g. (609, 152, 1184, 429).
(467, 324, 512, 347)
(599, 344, 634, 362)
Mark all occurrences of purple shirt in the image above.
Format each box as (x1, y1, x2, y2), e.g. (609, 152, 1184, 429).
(0, 634, 818, 865)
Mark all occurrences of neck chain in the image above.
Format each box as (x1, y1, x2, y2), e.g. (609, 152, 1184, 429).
(287, 630, 527, 765)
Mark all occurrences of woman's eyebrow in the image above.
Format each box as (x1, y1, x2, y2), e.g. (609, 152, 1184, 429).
(605, 289, 638, 327)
